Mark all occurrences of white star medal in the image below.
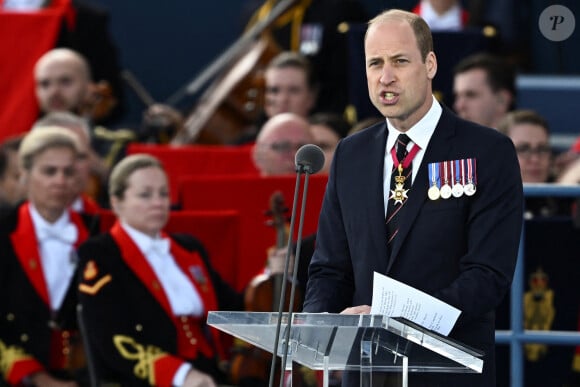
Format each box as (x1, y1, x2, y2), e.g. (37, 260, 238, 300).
(390, 182, 409, 205)
(390, 164, 409, 205)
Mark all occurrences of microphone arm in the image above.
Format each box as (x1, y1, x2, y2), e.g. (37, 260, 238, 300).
(269, 168, 303, 387)
(269, 144, 325, 387)
(279, 168, 314, 387)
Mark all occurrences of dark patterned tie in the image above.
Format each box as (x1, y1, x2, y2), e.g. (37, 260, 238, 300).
(386, 134, 412, 247)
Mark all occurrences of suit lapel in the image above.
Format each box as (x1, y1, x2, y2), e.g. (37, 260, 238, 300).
(363, 124, 392, 274)
(387, 109, 456, 272)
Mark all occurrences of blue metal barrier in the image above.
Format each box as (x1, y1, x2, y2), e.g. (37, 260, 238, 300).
(495, 184, 580, 387)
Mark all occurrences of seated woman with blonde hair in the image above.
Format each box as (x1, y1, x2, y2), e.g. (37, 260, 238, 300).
(77, 154, 243, 387)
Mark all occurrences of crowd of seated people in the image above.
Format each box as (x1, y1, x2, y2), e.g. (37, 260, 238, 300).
(2, 2, 580, 386)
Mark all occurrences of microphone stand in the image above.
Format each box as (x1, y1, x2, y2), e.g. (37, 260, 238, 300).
(268, 165, 312, 387)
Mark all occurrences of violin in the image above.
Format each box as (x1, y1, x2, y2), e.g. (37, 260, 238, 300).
(229, 191, 301, 385)
(81, 80, 118, 124)
(244, 191, 298, 312)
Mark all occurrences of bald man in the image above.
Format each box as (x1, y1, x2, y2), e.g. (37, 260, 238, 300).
(34, 48, 93, 117)
(252, 112, 314, 176)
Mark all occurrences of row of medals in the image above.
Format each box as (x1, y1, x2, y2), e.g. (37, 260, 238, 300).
(428, 179, 476, 200)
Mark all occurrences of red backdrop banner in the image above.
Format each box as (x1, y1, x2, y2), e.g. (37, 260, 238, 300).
(0, 0, 72, 142)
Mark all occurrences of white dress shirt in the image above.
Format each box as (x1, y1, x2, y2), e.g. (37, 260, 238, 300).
(30, 205, 78, 311)
(121, 222, 204, 317)
(70, 196, 84, 213)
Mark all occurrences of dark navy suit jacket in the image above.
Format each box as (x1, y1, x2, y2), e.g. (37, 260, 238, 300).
(303, 107, 523, 386)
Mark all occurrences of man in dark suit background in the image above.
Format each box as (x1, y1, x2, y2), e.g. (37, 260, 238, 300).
(302, 9, 523, 386)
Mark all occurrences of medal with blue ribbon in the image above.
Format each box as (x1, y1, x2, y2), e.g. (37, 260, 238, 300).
(427, 162, 440, 200)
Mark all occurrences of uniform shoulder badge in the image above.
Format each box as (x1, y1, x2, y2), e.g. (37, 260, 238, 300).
(79, 259, 112, 295)
(83, 260, 98, 280)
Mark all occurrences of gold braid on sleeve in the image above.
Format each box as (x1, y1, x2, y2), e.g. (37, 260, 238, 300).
(0, 341, 37, 377)
(113, 335, 166, 386)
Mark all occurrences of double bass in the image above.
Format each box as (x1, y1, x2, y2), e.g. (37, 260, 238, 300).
(170, 0, 299, 145)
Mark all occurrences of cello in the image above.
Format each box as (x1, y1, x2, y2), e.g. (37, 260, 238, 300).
(170, 0, 299, 145)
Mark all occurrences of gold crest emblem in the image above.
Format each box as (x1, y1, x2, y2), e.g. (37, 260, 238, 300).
(83, 260, 98, 280)
(523, 267, 555, 361)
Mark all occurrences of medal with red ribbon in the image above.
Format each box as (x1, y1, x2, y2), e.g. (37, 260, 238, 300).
(389, 142, 420, 204)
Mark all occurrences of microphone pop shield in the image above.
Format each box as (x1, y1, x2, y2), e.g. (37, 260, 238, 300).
(295, 144, 325, 174)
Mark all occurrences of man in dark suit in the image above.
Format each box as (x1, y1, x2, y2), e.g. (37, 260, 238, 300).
(302, 9, 523, 386)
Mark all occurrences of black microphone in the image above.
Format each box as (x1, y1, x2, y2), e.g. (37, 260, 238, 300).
(295, 143, 325, 174)
(269, 144, 325, 387)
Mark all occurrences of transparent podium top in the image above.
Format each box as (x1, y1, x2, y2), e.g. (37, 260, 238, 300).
(208, 311, 483, 373)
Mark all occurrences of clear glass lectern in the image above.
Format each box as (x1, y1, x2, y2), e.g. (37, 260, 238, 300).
(208, 311, 483, 387)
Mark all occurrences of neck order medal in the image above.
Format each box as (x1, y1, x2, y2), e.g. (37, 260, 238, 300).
(390, 164, 409, 205)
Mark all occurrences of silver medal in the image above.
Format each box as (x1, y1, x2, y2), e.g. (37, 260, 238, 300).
(452, 183, 464, 198)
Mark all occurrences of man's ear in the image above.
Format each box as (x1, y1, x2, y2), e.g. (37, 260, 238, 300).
(426, 52, 437, 80)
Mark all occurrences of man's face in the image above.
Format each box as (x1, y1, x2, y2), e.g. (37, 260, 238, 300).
(365, 19, 437, 131)
(264, 67, 315, 118)
(453, 68, 506, 128)
(253, 119, 314, 176)
(35, 58, 90, 114)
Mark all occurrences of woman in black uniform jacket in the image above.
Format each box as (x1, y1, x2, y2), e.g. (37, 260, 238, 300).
(77, 154, 243, 387)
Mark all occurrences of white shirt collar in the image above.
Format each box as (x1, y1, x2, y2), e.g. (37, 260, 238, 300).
(30, 203, 70, 232)
(120, 221, 164, 255)
(120, 222, 203, 318)
(70, 196, 83, 212)
(386, 95, 442, 152)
